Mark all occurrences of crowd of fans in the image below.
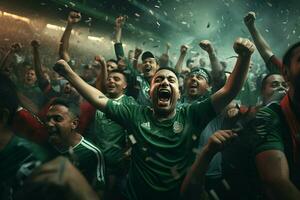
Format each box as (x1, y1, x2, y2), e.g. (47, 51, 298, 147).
(0, 10, 299, 200)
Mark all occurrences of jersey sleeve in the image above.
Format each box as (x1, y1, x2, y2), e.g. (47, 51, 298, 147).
(253, 106, 285, 155)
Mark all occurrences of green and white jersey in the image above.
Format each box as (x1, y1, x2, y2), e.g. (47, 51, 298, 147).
(61, 137, 106, 189)
(0, 136, 37, 200)
(105, 97, 216, 200)
(92, 94, 136, 173)
(136, 75, 151, 106)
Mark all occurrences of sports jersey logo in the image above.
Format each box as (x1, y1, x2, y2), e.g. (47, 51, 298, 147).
(141, 122, 151, 130)
(173, 121, 183, 134)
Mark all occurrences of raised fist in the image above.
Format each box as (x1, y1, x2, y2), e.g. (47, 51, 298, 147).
(199, 40, 213, 53)
(244, 11, 256, 27)
(10, 43, 22, 53)
(94, 55, 106, 67)
(134, 48, 143, 58)
(180, 45, 188, 54)
(207, 130, 237, 154)
(115, 16, 127, 28)
(31, 40, 40, 48)
(233, 38, 255, 56)
(53, 59, 72, 77)
(166, 43, 171, 49)
(68, 11, 81, 24)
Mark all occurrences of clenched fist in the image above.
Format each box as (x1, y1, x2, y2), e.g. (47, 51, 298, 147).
(244, 11, 256, 27)
(199, 40, 213, 53)
(31, 40, 40, 48)
(206, 130, 237, 154)
(10, 43, 22, 53)
(53, 59, 73, 77)
(68, 11, 81, 24)
(134, 48, 143, 58)
(233, 38, 255, 56)
(180, 45, 188, 54)
(115, 16, 127, 28)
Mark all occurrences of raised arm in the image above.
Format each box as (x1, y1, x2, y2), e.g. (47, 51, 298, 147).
(181, 130, 237, 199)
(199, 40, 226, 89)
(132, 48, 143, 71)
(211, 38, 255, 113)
(94, 55, 108, 92)
(0, 43, 21, 74)
(31, 40, 49, 91)
(59, 11, 81, 62)
(114, 16, 126, 60)
(244, 11, 274, 64)
(256, 150, 300, 200)
(175, 45, 188, 74)
(53, 59, 108, 111)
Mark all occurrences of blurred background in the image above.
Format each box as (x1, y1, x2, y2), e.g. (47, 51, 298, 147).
(0, 0, 299, 68)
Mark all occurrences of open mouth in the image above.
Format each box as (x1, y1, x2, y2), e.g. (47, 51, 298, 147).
(107, 84, 116, 89)
(189, 81, 198, 89)
(145, 65, 152, 73)
(157, 89, 171, 105)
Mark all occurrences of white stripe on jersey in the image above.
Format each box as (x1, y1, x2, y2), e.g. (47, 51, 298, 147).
(81, 139, 105, 184)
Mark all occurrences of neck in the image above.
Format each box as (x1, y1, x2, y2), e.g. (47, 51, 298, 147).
(0, 128, 13, 151)
(107, 93, 123, 99)
(154, 109, 176, 122)
(54, 132, 82, 152)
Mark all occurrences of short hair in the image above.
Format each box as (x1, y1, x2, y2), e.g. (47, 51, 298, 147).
(260, 73, 281, 92)
(49, 98, 80, 118)
(108, 69, 128, 82)
(282, 41, 300, 69)
(0, 74, 19, 125)
(107, 59, 118, 65)
(155, 67, 179, 79)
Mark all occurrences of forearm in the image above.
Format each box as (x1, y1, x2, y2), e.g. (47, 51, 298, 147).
(181, 146, 215, 196)
(32, 48, 47, 86)
(59, 23, 73, 62)
(247, 24, 273, 62)
(265, 181, 300, 200)
(0, 50, 13, 70)
(95, 64, 107, 92)
(115, 27, 122, 43)
(175, 53, 186, 74)
(212, 55, 250, 113)
(66, 70, 108, 110)
(208, 51, 225, 81)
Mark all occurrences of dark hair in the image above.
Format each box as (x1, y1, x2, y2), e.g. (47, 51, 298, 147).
(107, 59, 118, 65)
(49, 98, 80, 118)
(155, 67, 179, 79)
(0, 74, 19, 125)
(108, 69, 128, 82)
(282, 41, 300, 68)
(260, 73, 281, 92)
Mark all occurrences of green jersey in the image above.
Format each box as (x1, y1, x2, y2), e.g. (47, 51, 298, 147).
(43, 137, 106, 190)
(59, 137, 106, 189)
(91, 95, 136, 173)
(105, 97, 216, 200)
(253, 103, 300, 188)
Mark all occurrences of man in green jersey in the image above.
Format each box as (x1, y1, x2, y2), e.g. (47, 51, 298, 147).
(253, 42, 300, 199)
(91, 69, 136, 199)
(53, 37, 255, 200)
(45, 98, 105, 192)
